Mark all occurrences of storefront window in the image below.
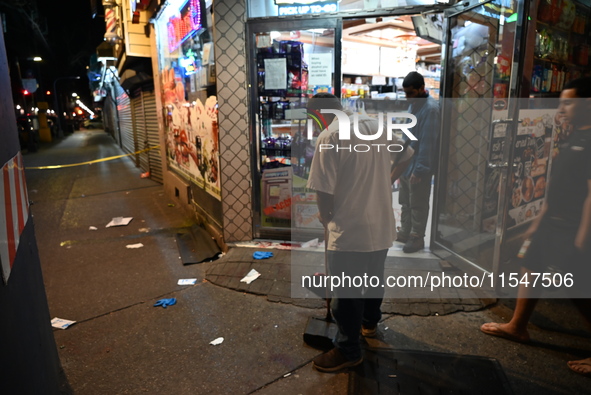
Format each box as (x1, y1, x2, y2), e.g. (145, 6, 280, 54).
(248, 0, 448, 19)
(155, 0, 220, 199)
(254, 28, 335, 234)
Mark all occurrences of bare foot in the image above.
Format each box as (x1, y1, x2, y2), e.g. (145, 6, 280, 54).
(480, 322, 530, 343)
(568, 358, 591, 377)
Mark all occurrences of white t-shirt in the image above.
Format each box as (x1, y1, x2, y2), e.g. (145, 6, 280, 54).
(307, 110, 414, 252)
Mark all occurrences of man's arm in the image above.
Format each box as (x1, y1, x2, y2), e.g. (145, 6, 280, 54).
(525, 201, 547, 240)
(575, 180, 591, 252)
(316, 191, 334, 227)
(391, 157, 412, 184)
(411, 105, 440, 181)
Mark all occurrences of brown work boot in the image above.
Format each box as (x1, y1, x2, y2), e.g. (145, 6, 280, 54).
(396, 235, 408, 243)
(403, 235, 424, 253)
(313, 348, 363, 373)
(361, 324, 377, 338)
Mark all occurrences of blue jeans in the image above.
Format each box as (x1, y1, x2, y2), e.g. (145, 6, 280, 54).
(327, 249, 388, 361)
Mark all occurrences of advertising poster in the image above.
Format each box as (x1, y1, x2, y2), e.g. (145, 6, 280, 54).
(506, 109, 556, 229)
(481, 109, 557, 232)
(161, 67, 221, 199)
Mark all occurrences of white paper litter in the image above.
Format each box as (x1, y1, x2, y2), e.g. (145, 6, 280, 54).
(283, 373, 291, 378)
(177, 278, 197, 285)
(89, 226, 98, 231)
(106, 217, 133, 228)
(240, 269, 261, 284)
(51, 317, 76, 330)
(126, 243, 144, 249)
(209, 337, 224, 345)
(138, 228, 150, 233)
(301, 238, 319, 248)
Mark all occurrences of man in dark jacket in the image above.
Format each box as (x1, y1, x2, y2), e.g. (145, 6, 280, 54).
(397, 71, 440, 253)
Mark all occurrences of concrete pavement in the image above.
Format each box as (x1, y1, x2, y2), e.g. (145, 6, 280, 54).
(22, 129, 591, 394)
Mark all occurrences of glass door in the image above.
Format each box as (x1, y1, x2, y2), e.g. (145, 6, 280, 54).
(432, 0, 525, 274)
(248, 19, 339, 239)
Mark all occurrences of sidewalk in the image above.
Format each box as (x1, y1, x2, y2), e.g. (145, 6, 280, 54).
(22, 130, 591, 394)
(205, 247, 491, 316)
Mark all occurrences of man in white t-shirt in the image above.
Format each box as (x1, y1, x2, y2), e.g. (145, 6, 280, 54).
(306, 93, 413, 372)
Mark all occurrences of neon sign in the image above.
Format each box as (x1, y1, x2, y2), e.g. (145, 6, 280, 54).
(167, 0, 202, 52)
(179, 49, 198, 75)
(278, 2, 338, 15)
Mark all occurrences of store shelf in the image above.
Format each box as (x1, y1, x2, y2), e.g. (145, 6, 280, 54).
(535, 20, 572, 35)
(529, 91, 560, 97)
(533, 56, 588, 69)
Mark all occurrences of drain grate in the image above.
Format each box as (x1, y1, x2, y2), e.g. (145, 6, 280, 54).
(349, 348, 513, 395)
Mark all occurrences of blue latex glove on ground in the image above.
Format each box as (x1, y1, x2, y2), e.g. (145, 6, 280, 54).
(154, 298, 176, 308)
(253, 251, 273, 260)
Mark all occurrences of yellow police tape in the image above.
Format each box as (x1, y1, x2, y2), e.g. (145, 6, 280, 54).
(25, 146, 161, 170)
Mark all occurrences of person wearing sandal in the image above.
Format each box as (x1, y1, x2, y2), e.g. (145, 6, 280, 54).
(480, 77, 591, 378)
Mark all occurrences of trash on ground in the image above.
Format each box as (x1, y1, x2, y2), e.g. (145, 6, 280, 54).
(168, 203, 175, 207)
(140, 171, 150, 178)
(178, 278, 197, 285)
(301, 238, 319, 248)
(126, 243, 144, 249)
(138, 228, 150, 233)
(51, 317, 76, 330)
(230, 240, 297, 250)
(253, 251, 273, 260)
(283, 373, 291, 378)
(209, 337, 224, 345)
(240, 269, 261, 284)
(106, 217, 133, 227)
(153, 298, 176, 308)
(89, 226, 98, 231)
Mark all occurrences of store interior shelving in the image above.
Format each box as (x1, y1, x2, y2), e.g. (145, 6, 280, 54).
(530, 0, 590, 97)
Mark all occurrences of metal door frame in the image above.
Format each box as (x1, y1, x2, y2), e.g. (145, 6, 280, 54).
(246, 18, 342, 239)
(431, 0, 527, 277)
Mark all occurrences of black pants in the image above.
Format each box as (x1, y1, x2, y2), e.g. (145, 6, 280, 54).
(327, 249, 388, 360)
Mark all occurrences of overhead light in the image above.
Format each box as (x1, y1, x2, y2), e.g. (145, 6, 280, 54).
(33, 56, 43, 62)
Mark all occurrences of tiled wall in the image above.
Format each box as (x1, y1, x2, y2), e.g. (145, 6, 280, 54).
(213, 0, 253, 242)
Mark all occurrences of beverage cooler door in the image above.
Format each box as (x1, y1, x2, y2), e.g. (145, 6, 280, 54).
(248, 19, 339, 239)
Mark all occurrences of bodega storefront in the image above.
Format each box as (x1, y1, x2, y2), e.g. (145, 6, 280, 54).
(151, 0, 450, 245)
(246, 0, 450, 240)
(152, 0, 223, 239)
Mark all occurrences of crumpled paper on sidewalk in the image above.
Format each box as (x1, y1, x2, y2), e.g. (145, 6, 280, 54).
(106, 217, 133, 227)
(240, 269, 261, 284)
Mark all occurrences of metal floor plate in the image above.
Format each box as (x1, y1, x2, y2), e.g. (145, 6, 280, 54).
(175, 225, 221, 265)
(349, 348, 513, 395)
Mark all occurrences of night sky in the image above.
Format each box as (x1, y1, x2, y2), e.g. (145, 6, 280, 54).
(1, 0, 106, 108)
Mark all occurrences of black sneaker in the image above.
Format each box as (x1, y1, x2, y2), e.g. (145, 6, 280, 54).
(403, 235, 424, 253)
(313, 348, 363, 373)
(361, 324, 377, 338)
